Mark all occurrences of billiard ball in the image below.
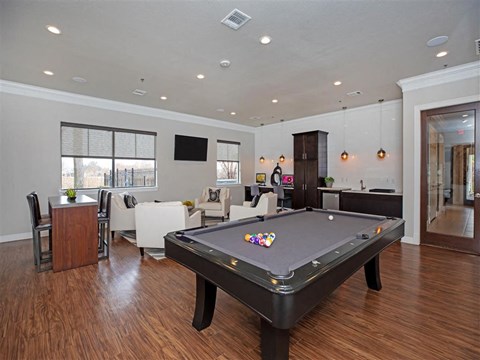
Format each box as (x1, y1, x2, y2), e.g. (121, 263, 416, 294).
(328, 215, 334, 221)
(244, 234, 251, 242)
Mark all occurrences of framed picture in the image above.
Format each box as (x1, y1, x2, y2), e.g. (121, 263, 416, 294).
(256, 173, 266, 184)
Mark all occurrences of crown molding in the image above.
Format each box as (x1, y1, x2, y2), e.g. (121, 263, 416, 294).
(397, 61, 480, 92)
(0, 80, 255, 133)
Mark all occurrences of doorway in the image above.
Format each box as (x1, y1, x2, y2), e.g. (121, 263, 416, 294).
(420, 102, 479, 254)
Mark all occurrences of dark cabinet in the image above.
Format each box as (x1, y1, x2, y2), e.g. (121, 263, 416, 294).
(293, 131, 328, 209)
(340, 192, 403, 218)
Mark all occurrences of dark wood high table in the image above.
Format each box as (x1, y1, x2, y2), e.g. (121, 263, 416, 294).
(48, 195, 98, 272)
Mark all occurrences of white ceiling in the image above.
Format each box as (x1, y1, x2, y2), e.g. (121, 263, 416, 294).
(1, 0, 479, 127)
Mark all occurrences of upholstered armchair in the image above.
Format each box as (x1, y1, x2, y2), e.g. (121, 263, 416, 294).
(195, 187, 231, 221)
(134, 201, 201, 256)
(110, 192, 136, 238)
(229, 192, 278, 221)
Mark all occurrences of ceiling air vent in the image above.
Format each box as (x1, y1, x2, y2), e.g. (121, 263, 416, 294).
(346, 90, 363, 97)
(221, 9, 251, 30)
(475, 39, 480, 56)
(132, 89, 147, 96)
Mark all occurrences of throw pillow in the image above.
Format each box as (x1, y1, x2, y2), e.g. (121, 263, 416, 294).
(208, 188, 221, 202)
(124, 194, 138, 208)
(250, 194, 261, 207)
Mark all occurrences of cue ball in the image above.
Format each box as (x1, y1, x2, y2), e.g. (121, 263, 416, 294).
(328, 215, 334, 221)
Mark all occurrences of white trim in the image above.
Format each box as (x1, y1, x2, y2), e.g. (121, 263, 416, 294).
(400, 236, 418, 245)
(397, 61, 480, 92)
(0, 80, 255, 133)
(0, 232, 32, 243)
(261, 99, 402, 129)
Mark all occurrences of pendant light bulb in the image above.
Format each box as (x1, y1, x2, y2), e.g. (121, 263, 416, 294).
(377, 148, 386, 159)
(259, 156, 265, 163)
(341, 150, 349, 160)
(279, 154, 285, 163)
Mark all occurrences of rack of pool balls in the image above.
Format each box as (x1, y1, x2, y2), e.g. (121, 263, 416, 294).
(244, 232, 276, 248)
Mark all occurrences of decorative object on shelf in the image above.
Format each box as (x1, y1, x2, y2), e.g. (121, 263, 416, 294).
(279, 154, 285, 163)
(377, 99, 387, 159)
(65, 188, 77, 201)
(325, 176, 335, 188)
(270, 163, 283, 186)
(341, 106, 349, 160)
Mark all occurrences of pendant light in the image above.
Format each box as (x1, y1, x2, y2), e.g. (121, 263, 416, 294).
(377, 99, 386, 159)
(340, 106, 349, 160)
(259, 123, 265, 163)
(279, 119, 285, 162)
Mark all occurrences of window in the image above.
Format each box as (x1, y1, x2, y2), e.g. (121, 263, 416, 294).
(61, 122, 156, 189)
(217, 140, 240, 185)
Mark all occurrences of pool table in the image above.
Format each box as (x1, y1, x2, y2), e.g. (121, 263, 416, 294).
(165, 208, 405, 360)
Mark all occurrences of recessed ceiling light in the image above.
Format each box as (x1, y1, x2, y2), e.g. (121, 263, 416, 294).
(230, 112, 236, 115)
(467, 124, 473, 127)
(160, 96, 167, 100)
(462, 114, 468, 117)
(426, 35, 448, 47)
(46, 25, 61, 35)
(43, 70, 54, 76)
(462, 119, 468, 123)
(334, 81, 342, 86)
(272, 99, 278, 103)
(72, 76, 87, 83)
(436, 51, 448, 58)
(259, 36, 272, 45)
(196, 74, 205, 79)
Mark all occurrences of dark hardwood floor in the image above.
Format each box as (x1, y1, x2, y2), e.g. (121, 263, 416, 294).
(1, 235, 479, 359)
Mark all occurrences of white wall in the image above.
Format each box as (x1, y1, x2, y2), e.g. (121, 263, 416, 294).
(398, 61, 480, 244)
(0, 84, 255, 242)
(254, 100, 403, 191)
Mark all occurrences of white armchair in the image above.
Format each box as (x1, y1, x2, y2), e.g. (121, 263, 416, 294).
(134, 201, 201, 256)
(110, 192, 136, 238)
(195, 187, 231, 221)
(230, 192, 278, 221)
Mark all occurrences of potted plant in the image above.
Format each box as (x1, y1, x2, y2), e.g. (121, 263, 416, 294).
(65, 188, 77, 201)
(324, 176, 335, 188)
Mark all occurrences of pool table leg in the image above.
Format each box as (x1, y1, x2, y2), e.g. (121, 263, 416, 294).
(192, 274, 217, 331)
(364, 254, 382, 291)
(260, 318, 289, 360)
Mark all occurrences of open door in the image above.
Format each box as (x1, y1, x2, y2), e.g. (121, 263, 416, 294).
(421, 102, 480, 254)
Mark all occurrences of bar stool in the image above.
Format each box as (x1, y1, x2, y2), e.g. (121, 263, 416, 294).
(250, 184, 260, 197)
(98, 191, 112, 259)
(26, 193, 52, 272)
(97, 189, 105, 213)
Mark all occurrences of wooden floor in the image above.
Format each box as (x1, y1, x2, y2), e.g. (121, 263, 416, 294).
(0, 236, 479, 359)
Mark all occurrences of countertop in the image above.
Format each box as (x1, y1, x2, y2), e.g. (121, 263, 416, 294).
(317, 187, 352, 191)
(49, 195, 97, 208)
(342, 190, 403, 196)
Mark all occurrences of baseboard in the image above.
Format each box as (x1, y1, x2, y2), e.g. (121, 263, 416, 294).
(400, 236, 418, 245)
(0, 232, 32, 244)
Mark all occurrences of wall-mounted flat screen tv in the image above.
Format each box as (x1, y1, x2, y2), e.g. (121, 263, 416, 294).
(174, 135, 208, 161)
